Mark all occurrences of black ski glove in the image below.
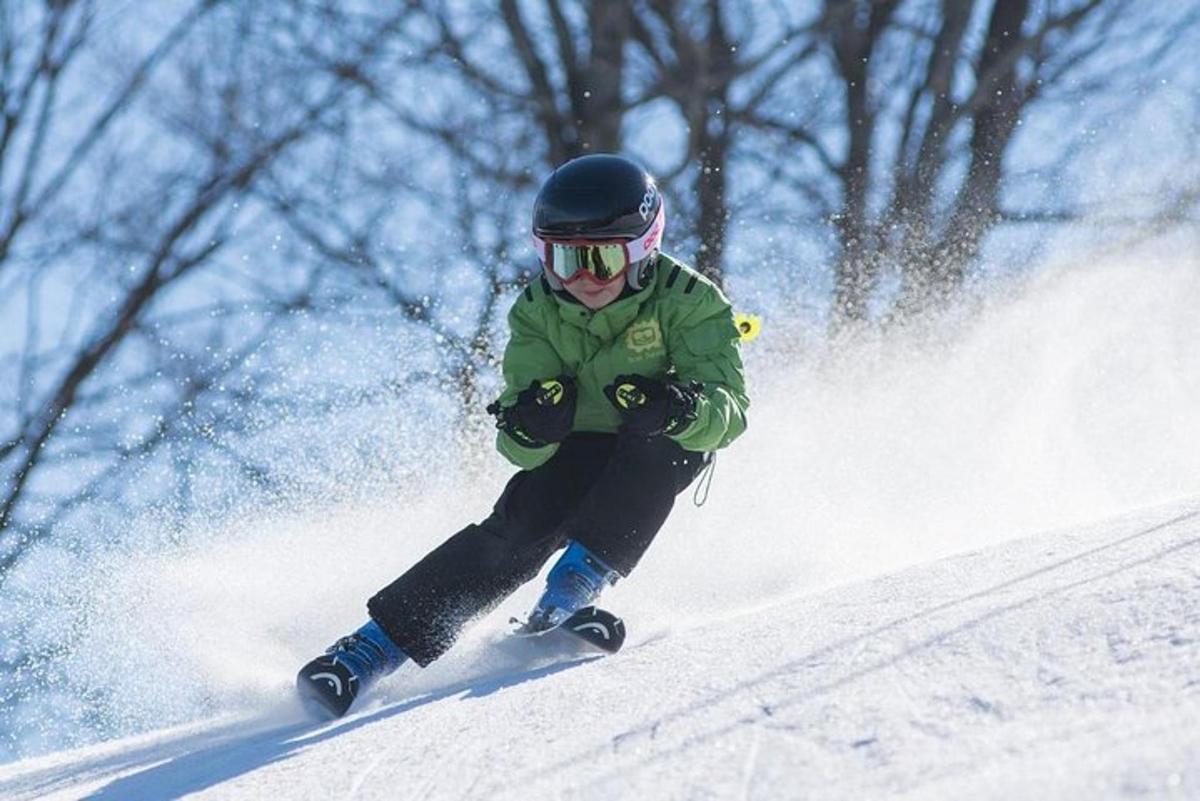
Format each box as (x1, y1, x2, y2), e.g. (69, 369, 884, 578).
(604, 374, 701, 438)
(487, 375, 577, 448)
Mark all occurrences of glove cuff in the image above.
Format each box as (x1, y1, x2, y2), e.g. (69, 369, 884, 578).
(486, 400, 549, 449)
(663, 381, 702, 436)
(503, 423, 548, 450)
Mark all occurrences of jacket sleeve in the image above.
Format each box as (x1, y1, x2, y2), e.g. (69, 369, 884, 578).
(494, 294, 565, 469)
(665, 290, 750, 453)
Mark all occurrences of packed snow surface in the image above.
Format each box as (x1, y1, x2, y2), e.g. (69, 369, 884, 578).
(2, 498, 1198, 800)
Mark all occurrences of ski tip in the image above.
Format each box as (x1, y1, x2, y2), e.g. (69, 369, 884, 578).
(564, 606, 626, 654)
(509, 606, 627, 653)
(295, 661, 357, 720)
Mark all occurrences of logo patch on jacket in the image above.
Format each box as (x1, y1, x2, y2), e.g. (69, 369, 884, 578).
(625, 319, 665, 358)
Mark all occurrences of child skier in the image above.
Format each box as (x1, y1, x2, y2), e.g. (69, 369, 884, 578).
(297, 154, 750, 718)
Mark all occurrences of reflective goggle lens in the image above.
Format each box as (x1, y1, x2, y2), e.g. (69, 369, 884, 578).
(549, 243, 628, 282)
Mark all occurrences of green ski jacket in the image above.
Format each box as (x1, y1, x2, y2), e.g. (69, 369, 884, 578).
(495, 254, 750, 470)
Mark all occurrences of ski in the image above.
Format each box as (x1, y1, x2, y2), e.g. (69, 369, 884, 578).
(510, 605, 626, 654)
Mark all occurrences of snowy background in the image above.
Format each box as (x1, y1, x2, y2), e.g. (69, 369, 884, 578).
(1, 2, 1199, 798)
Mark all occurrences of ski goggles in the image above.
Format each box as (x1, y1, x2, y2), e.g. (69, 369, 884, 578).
(533, 203, 665, 286)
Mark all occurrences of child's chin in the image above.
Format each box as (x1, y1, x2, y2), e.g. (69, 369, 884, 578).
(570, 285, 620, 308)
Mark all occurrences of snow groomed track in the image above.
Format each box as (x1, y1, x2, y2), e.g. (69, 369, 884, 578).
(2, 498, 1198, 800)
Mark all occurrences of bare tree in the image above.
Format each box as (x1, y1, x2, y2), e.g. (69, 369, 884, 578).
(632, 0, 743, 283)
(409, 0, 635, 164)
(631, 1, 827, 284)
(5, 0, 1192, 574)
(734, 0, 1182, 327)
(255, 0, 644, 432)
(887, 0, 1113, 316)
(1, 0, 226, 554)
(0, 2, 421, 578)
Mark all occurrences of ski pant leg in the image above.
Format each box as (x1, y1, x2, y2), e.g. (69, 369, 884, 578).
(367, 433, 616, 666)
(562, 434, 710, 577)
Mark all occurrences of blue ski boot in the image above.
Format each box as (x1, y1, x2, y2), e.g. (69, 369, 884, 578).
(296, 618, 406, 719)
(518, 540, 620, 635)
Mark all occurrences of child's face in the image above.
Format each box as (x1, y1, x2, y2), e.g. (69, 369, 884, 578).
(562, 274, 625, 309)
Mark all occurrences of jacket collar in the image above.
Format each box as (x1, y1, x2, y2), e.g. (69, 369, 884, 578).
(553, 281, 655, 342)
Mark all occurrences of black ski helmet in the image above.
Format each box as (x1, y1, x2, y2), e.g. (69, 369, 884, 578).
(532, 154, 665, 289)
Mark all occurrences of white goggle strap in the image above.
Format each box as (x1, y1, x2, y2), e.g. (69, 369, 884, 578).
(532, 232, 549, 264)
(626, 202, 666, 262)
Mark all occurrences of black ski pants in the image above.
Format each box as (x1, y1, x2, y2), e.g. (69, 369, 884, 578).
(367, 432, 710, 666)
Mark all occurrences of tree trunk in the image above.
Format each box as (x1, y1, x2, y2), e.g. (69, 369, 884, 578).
(932, 0, 1031, 293)
(692, 1, 733, 285)
(829, 0, 898, 325)
(575, 1, 630, 154)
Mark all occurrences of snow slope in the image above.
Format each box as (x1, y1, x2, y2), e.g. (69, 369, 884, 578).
(2, 497, 1198, 801)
